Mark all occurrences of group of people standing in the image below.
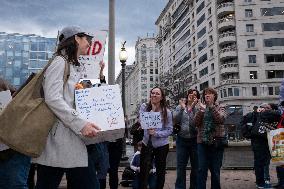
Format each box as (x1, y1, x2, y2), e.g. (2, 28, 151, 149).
(130, 87, 227, 189)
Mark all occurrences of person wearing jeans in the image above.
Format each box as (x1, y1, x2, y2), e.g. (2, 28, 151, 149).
(0, 78, 31, 189)
(0, 151, 31, 189)
(194, 87, 227, 189)
(139, 87, 173, 189)
(174, 89, 200, 189)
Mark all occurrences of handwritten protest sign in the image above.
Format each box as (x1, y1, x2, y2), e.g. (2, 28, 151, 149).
(0, 90, 11, 151)
(0, 90, 11, 113)
(75, 85, 125, 144)
(140, 112, 162, 129)
(78, 30, 108, 79)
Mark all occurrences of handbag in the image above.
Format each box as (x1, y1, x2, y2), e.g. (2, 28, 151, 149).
(0, 55, 70, 158)
(173, 109, 183, 134)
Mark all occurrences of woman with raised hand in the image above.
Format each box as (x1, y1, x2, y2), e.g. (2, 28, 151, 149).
(34, 26, 101, 189)
(194, 87, 227, 189)
(174, 89, 200, 189)
(139, 87, 173, 189)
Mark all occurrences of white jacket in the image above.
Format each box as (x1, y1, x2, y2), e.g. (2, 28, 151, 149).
(33, 56, 89, 168)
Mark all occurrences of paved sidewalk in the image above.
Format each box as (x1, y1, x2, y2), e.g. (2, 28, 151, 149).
(58, 166, 278, 189)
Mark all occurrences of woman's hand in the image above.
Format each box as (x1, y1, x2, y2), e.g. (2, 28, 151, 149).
(148, 128, 156, 135)
(81, 122, 101, 137)
(99, 61, 105, 71)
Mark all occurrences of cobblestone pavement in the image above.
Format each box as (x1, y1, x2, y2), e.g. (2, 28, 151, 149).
(58, 165, 278, 189)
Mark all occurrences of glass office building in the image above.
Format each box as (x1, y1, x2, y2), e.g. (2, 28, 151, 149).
(0, 32, 56, 88)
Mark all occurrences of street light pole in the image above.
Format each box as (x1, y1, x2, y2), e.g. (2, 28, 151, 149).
(119, 41, 128, 161)
(108, 0, 115, 84)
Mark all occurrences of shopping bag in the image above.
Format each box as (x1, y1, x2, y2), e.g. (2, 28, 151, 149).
(267, 128, 284, 165)
(0, 55, 69, 157)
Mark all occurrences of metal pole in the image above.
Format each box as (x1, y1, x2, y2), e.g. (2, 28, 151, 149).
(121, 60, 127, 159)
(121, 61, 126, 114)
(108, 0, 115, 84)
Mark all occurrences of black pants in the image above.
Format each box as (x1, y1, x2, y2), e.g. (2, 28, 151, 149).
(139, 143, 169, 189)
(108, 139, 123, 189)
(35, 165, 94, 189)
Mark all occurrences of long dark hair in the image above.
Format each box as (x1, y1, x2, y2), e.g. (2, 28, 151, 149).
(56, 33, 87, 66)
(145, 87, 168, 125)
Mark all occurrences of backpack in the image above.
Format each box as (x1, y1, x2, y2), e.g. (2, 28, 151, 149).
(120, 166, 135, 187)
(0, 55, 70, 157)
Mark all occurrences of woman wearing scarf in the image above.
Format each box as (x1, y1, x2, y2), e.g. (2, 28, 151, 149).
(194, 87, 227, 189)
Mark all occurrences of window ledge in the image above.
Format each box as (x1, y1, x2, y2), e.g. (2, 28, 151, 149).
(246, 47, 258, 51)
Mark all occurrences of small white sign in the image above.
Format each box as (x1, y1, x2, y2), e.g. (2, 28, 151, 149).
(0, 90, 11, 151)
(75, 85, 125, 144)
(79, 30, 108, 79)
(140, 112, 163, 129)
(0, 90, 11, 113)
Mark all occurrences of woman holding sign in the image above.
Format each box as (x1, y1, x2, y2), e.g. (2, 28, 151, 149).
(139, 87, 173, 189)
(34, 26, 101, 189)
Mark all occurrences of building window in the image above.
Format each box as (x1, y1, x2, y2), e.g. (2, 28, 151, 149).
(209, 35, 213, 42)
(245, 9, 253, 17)
(199, 67, 208, 77)
(196, 1, 205, 14)
(209, 21, 212, 28)
(197, 14, 205, 26)
(250, 71, 257, 79)
(228, 88, 233, 96)
(211, 63, 214, 71)
(210, 49, 214, 57)
(275, 86, 280, 95)
(252, 87, 257, 96)
(249, 55, 256, 63)
(197, 27, 206, 39)
(264, 38, 284, 47)
(198, 40, 207, 52)
(150, 69, 153, 74)
(247, 39, 255, 48)
(261, 7, 284, 16)
(246, 24, 254, 32)
(262, 22, 284, 31)
(200, 81, 209, 91)
(234, 88, 240, 96)
(268, 87, 274, 95)
(265, 54, 284, 63)
(198, 53, 208, 65)
(267, 70, 284, 78)
(245, 0, 252, 2)
(223, 89, 227, 97)
(150, 76, 153, 81)
(208, 7, 212, 15)
(212, 78, 215, 85)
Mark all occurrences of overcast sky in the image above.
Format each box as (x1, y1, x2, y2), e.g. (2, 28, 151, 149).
(0, 0, 168, 79)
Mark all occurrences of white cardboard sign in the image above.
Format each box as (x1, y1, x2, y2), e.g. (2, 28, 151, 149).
(0, 90, 12, 151)
(78, 30, 108, 79)
(75, 85, 125, 144)
(140, 112, 163, 129)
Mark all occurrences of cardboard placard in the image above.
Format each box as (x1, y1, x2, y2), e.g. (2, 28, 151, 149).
(75, 85, 125, 144)
(0, 90, 12, 151)
(78, 30, 108, 79)
(140, 112, 162, 129)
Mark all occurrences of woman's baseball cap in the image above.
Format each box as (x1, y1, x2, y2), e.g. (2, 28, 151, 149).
(58, 26, 93, 44)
